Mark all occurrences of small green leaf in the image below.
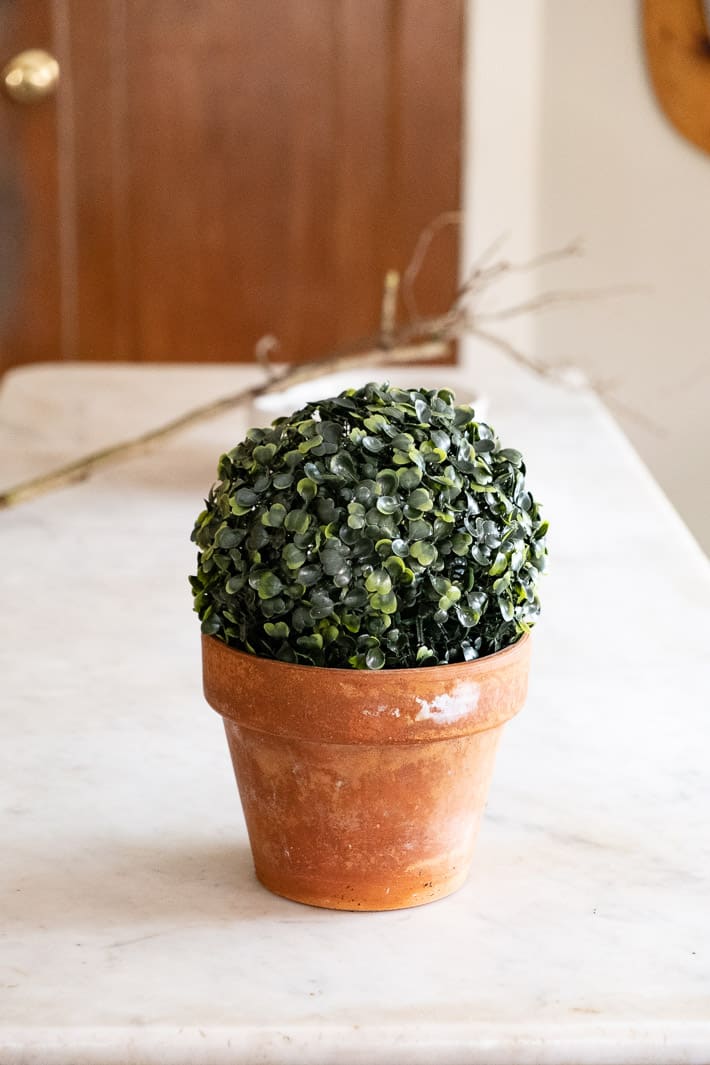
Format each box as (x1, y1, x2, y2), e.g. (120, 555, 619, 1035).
(408, 487, 433, 512)
(282, 543, 307, 569)
(370, 590, 398, 614)
(409, 518, 432, 541)
(414, 398, 431, 423)
(416, 645, 436, 664)
(257, 572, 283, 599)
(234, 487, 259, 507)
(216, 526, 241, 549)
(376, 495, 399, 515)
(201, 615, 222, 636)
(409, 541, 437, 566)
(489, 552, 508, 576)
(225, 575, 246, 595)
(253, 443, 277, 465)
(297, 477, 318, 502)
(262, 503, 287, 527)
(297, 633, 324, 652)
(330, 452, 356, 479)
(366, 569, 392, 594)
(375, 469, 398, 494)
(298, 434, 324, 454)
(285, 509, 310, 534)
(365, 646, 385, 670)
(363, 414, 388, 433)
(384, 555, 406, 578)
(297, 563, 321, 586)
(430, 429, 451, 451)
(452, 531, 473, 556)
(396, 466, 422, 489)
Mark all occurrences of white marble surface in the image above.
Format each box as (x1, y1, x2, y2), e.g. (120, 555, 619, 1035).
(1, 356, 709, 1065)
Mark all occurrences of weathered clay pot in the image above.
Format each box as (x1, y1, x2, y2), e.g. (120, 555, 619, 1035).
(202, 633, 530, 911)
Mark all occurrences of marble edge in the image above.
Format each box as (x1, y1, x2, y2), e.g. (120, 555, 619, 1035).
(2, 1022, 710, 1065)
(575, 386, 710, 570)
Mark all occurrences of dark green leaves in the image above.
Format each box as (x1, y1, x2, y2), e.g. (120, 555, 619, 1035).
(408, 487, 433, 512)
(297, 477, 318, 502)
(253, 443, 277, 466)
(255, 571, 283, 599)
(190, 381, 548, 669)
(282, 543, 306, 569)
(409, 541, 438, 566)
(365, 568, 392, 593)
(365, 646, 385, 670)
(262, 503, 286, 528)
(284, 509, 310, 534)
(376, 495, 399, 515)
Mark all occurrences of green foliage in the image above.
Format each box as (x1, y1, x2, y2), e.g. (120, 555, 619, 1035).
(190, 382, 548, 669)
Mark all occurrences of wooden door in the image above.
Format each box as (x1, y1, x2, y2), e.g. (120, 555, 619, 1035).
(0, 1, 463, 372)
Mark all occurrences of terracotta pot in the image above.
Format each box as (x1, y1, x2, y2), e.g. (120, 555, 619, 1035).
(202, 632, 531, 911)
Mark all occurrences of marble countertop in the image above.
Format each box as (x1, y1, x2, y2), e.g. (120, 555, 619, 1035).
(1, 356, 708, 1064)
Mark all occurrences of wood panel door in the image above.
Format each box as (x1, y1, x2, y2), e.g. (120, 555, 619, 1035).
(0, 1, 463, 372)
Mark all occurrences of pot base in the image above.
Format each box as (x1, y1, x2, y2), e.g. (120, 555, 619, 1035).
(254, 864, 470, 911)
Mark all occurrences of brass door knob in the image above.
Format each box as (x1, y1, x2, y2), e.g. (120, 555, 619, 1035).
(2, 49, 59, 104)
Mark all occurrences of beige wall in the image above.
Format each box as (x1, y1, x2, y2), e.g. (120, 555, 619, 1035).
(464, 0, 710, 554)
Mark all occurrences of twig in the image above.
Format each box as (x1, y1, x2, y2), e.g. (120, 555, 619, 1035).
(474, 284, 646, 322)
(0, 219, 651, 510)
(401, 210, 462, 322)
(455, 238, 584, 301)
(474, 328, 665, 435)
(596, 388, 667, 437)
(471, 327, 558, 380)
(254, 334, 280, 376)
(0, 342, 448, 510)
(379, 270, 400, 344)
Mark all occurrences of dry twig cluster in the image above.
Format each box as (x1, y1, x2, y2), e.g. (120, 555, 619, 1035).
(0, 216, 637, 510)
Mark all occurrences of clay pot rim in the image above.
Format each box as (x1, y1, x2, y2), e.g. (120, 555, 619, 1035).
(203, 630, 529, 681)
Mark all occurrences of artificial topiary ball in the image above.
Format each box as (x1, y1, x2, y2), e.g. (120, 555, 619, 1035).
(190, 382, 548, 669)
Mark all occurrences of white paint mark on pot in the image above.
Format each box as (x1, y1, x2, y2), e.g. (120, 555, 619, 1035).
(335, 780, 345, 789)
(414, 682, 480, 723)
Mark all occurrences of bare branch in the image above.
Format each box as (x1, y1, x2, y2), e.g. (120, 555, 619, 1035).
(254, 334, 280, 377)
(469, 327, 559, 380)
(401, 210, 463, 322)
(475, 284, 647, 323)
(380, 269, 400, 344)
(472, 327, 665, 435)
(596, 387, 667, 437)
(456, 238, 585, 300)
(0, 218, 652, 511)
(0, 341, 448, 510)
